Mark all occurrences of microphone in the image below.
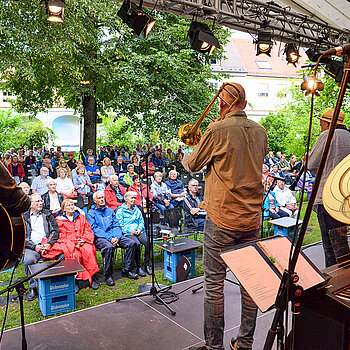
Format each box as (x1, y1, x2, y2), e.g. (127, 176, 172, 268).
(321, 44, 350, 57)
(271, 175, 285, 182)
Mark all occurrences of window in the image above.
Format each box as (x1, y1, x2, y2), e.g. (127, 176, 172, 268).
(258, 83, 268, 97)
(256, 60, 272, 70)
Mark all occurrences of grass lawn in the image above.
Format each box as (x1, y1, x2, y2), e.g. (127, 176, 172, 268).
(0, 200, 321, 331)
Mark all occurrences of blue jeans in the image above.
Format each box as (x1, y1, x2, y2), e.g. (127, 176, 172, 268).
(315, 204, 345, 268)
(154, 202, 174, 215)
(268, 208, 289, 219)
(203, 216, 259, 349)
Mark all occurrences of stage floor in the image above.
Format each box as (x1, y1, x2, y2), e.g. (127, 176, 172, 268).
(1, 242, 325, 350)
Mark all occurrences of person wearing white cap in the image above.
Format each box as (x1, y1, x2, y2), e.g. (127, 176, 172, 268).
(309, 108, 350, 267)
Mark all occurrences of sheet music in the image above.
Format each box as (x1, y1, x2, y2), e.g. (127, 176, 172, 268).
(258, 237, 325, 290)
(221, 245, 281, 312)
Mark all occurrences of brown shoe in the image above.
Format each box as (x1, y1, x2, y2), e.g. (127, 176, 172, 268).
(230, 338, 252, 350)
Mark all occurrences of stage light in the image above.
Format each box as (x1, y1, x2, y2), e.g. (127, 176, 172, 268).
(255, 30, 273, 57)
(187, 21, 220, 56)
(47, 0, 65, 23)
(301, 76, 324, 96)
(285, 43, 300, 67)
(117, 0, 156, 39)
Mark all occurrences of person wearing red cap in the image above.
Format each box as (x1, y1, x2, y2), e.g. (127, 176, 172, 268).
(67, 153, 77, 170)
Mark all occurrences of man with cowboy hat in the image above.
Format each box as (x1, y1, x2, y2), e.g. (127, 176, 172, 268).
(309, 108, 350, 267)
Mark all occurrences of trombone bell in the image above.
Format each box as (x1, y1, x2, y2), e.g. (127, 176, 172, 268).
(178, 123, 202, 146)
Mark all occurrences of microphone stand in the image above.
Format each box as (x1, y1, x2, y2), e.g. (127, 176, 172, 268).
(116, 152, 176, 316)
(0, 260, 61, 350)
(263, 54, 350, 350)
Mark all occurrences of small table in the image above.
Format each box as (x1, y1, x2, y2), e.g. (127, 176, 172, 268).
(29, 259, 84, 316)
(269, 217, 303, 238)
(156, 237, 203, 282)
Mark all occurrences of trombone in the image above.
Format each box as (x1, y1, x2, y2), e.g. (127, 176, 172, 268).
(178, 82, 241, 146)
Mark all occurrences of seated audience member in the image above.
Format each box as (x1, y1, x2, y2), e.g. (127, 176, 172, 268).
(270, 164, 285, 182)
(17, 149, 25, 164)
(161, 150, 171, 165)
(67, 153, 77, 170)
(42, 179, 64, 215)
(3, 153, 11, 168)
(56, 146, 64, 157)
(109, 145, 119, 161)
(150, 171, 174, 215)
(72, 159, 87, 178)
(19, 181, 31, 195)
(131, 155, 142, 175)
(135, 143, 142, 157)
(73, 165, 94, 195)
(167, 148, 175, 161)
(87, 191, 138, 282)
(24, 150, 36, 166)
(85, 156, 101, 184)
(57, 159, 73, 180)
(116, 192, 152, 276)
(84, 149, 97, 165)
(55, 168, 75, 197)
(104, 175, 126, 210)
(273, 180, 299, 218)
(128, 174, 153, 210)
(151, 150, 165, 169)
(262, 181, 289, 219)
(100, 157, 115, 183)
(141, 155, 156, 176)
(114, 156, 128, 174)
(264, 151, 278, 168)
(31, 167, 51, 195)
(278, 154, 294, 183)
(99, 146, 109, 161)
(42, 158, 57, 179)
(23, 193, 61, 301)
(165, 170, 186, 207)
(119, 148, 130, 164)
(183, 179, 206, 232)
(8, 155, 25, 184)
(55, 199, 99, 292)
(51, 152, 60, 168)
(120, 164, 135, 188)
(171, 152, 187, 175)
(36, 149, 43, 163)
(262, 164, 270, 183)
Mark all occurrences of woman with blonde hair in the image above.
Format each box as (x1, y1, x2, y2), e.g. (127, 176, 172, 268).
(55, 168, 75, 197)
(57, 159, 73, 180)
(100, 157, 115, 183)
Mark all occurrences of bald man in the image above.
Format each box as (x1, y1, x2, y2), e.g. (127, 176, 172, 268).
(184, 83, 267, 350)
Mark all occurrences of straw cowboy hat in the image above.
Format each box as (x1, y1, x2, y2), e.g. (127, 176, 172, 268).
(317, 108, 346, 126)
(323, 154, 350, 224)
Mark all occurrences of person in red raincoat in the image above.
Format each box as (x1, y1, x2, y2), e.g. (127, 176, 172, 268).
(128, 174, 153, 211)
(43, 198, 99, 292)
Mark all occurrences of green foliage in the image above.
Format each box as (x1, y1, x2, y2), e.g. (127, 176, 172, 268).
(0, 110, 55, 151)
(261, 73, 350, 158)
(0, 0, 230, 150)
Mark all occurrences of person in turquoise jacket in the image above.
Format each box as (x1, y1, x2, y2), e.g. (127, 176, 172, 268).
(262, 182, 289, 219)
(116, 191, 152, 276)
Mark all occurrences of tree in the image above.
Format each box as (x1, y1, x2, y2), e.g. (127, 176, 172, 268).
(0, 0, 229, 152)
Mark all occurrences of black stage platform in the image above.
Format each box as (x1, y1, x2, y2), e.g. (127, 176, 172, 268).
(1, 242, 325, 350)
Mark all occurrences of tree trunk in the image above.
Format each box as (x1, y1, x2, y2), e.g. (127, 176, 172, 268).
(82, 93, 97, 154)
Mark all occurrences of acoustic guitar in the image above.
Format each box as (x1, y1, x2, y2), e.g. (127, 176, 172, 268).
(0, 204, 26, 272)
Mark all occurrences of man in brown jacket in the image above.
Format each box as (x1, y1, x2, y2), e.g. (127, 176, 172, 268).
(184, 83, 267, 350)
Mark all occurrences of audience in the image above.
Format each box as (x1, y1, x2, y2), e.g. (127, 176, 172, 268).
(262, 181, 289, 219)
(7, 155, 25, 184)
(264, 151, 278, 168)
(128, 174, 152, 210)
(42, 158, 57, 179)
(101, 157, 115, 183)
(116, 191, 152, 276)
(55, 168, 75, 197)
(165, 170, 186, 207)
(171, 152, 187, 175)
(151, 171, 174, 215)
(151, 150, 165, 169)
(86, 156, 101, 184)
(131, 155, 142, 175)
(273, 180, 299, 218)
(183, 179, 206, 232)
(85, 149, 97, 165)
(31, 167, 51, 195)
(141, 155, 156, 176)
(42, 179, 64, 215)
(67, 152, 77, 170)
(23, 193, 62, 301)
(24, 150, 36, 166)
(114, 156, 128, 174)
(104, 174, 126, 210)
(56, 199, 100, 293)
(57, 159, 73, 180)
(73, 165, 94, 195)
(87, 191, 138, 283)
(19, 181, 31, 195)
(120, 164, 135, 188)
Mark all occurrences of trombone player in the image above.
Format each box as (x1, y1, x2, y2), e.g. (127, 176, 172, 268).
(183, 83, 267, 350)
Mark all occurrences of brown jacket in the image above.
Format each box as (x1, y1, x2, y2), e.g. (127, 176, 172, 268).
(188, 110, 267, 231)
